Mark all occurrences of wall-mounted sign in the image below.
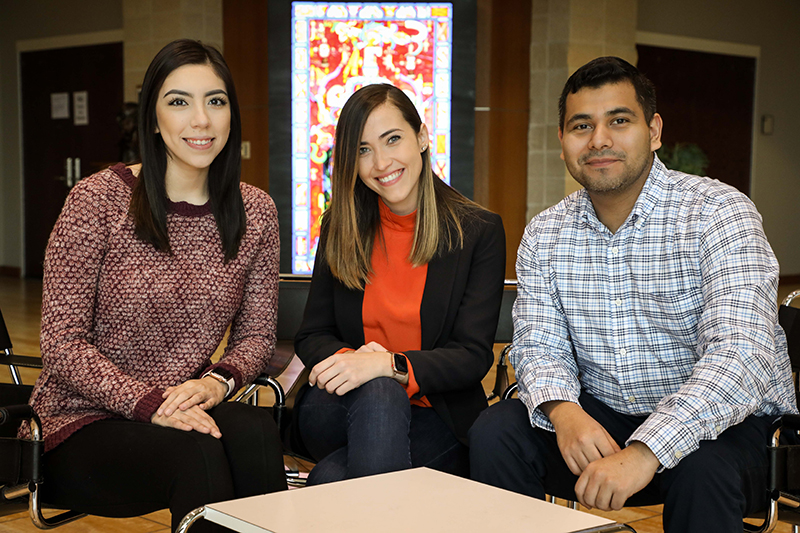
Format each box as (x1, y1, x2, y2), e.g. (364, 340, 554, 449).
(73, 91, 89, 125)
(51, 92, 69, 119)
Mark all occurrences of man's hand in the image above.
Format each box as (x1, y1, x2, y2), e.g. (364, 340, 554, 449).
(574, 441, 660, 510)
(542, 401, 621, 475)
(151, 404, 222, 438)
(309, 342, 393, 395)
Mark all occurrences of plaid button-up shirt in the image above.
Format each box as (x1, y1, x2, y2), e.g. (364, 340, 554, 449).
(512, 155, 797, 469)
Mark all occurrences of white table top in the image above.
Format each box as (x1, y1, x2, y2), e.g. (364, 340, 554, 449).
(202, 467, 620, 533)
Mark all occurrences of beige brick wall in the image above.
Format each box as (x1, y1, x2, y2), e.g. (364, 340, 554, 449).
(527, 0, 638, 221)
(123, 0, 223, 102)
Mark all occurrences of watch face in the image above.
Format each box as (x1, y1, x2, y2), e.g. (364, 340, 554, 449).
(394, 353, 408, 374)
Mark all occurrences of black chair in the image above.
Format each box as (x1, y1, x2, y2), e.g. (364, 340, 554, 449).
(486, 279, 517, 402)
(234, 274, 312, 426)
(232, 274, 313, 486)
(1, 308, 43, 387)
(746, 290, 800, 533)
(1, 307, 86, 528)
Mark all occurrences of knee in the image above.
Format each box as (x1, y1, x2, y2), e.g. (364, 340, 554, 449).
(359, 377, 408, 400)
(175, 433, 235, 500)
(351, 377, 410, 412)
(214, 402, 281, 445)
(665, 444, 746, 499)
(470, 399, 530, 453)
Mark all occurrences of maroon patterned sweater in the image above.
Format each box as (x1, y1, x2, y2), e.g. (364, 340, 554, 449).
(23, 164, 280, 452)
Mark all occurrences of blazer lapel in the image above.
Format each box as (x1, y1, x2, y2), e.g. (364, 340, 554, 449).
(420, 248, 459, 349)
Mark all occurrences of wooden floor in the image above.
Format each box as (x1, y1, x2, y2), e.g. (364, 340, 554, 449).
(2, 276, 799, 533)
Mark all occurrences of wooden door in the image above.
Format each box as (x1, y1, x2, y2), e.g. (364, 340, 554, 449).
(636, 45, 756, 196)
(20, 43, 123, 278)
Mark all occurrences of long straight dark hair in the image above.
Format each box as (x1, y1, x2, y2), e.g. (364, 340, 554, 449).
(130, 39, 245, 262)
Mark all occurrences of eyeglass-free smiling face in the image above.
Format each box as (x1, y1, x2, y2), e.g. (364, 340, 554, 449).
(559, 81, 662, 198)
(155, 63, 231, 183)
(357, 102, 429, 216)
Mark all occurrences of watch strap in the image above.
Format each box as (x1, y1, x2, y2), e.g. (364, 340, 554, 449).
(203, 369, 235, 398)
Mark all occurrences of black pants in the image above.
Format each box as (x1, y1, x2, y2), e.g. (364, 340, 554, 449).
(469, 393, 773, 533)
(42, 401, 287, 532)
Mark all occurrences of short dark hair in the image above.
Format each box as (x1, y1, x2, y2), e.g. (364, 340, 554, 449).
(131, 38, 245, 262)
(558, 56, 657, 131)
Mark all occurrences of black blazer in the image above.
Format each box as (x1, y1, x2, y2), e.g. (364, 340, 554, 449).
(295, 208, 506, 443)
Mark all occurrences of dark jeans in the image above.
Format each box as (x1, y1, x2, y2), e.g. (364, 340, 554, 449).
(469, 393, 773, 533)
(42, 401, 287, 533)
(296, 377, 468, 484)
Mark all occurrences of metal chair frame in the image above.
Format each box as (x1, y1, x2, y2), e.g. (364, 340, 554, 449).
(485, 279, 516, 402)
(1, 392, 85, 529)
(743, 289, 800, 533)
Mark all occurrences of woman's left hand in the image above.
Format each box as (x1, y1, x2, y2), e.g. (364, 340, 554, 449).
(158, 377, 228, 417)
(309, 343, 393, 395)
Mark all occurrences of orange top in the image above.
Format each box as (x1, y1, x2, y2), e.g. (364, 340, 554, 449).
(362, 201, 430, 407)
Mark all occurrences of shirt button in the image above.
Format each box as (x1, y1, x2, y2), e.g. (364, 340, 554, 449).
(611, 247, 619, 255)
(628, 396, 635, 403)
(619, 348, 627, 356)
(715, 424, 722, 432)
(675, 451, 683, 459)
(615, 298, 622, 306)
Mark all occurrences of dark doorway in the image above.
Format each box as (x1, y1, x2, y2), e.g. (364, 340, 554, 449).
(636, 44, 756, 196)
(20, 42, 123, 278)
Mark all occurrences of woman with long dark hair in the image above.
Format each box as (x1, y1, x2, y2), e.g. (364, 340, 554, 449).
(22, 39, 286, 531)
(294, 83, 506, 484)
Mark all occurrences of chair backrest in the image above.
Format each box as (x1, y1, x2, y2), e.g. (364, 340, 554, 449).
(0, 308, 12, 353)
(276, 275, 312, 342)
(780, 290, 800, 372)
(494, 280, 517, 345)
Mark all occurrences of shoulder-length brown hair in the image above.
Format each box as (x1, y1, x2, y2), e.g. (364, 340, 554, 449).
(324, 83, 480, 290)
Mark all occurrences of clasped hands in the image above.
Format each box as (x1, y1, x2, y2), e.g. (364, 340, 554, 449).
(150, 375, 229, 438)
(309, 341, 402, 395)
(542, 401, 661, 511)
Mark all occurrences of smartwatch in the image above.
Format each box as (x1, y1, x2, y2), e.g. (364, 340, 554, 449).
(203, 370, 235, 398)
(391, 352, 408, 379)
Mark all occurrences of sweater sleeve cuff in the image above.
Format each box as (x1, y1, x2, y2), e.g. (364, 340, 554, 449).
(133, 388, 165, 422)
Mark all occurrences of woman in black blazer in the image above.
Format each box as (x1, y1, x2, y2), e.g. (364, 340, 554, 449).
(294, 84, 505, 485)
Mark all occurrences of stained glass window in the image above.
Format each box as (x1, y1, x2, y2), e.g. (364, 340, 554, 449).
(291, 2, 454, 274)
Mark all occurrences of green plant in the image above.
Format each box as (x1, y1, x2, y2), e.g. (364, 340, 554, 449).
(657, 142, 710, 176)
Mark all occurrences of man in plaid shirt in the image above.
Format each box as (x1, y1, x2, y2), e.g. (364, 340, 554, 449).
(470, 57, 797, 532)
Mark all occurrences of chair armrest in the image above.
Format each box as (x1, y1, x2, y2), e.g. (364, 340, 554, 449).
(262, 341, 294, 377)
(778, 414, 800, 433)
(0, 404, 35, 427)
(0, 354, 42, 369)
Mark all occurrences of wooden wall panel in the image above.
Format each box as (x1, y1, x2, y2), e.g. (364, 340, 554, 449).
(223, 0, 270, 192)
(474, 0, 530, 279)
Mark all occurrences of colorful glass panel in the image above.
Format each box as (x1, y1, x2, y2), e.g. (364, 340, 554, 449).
(290, 2, 453, 274)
